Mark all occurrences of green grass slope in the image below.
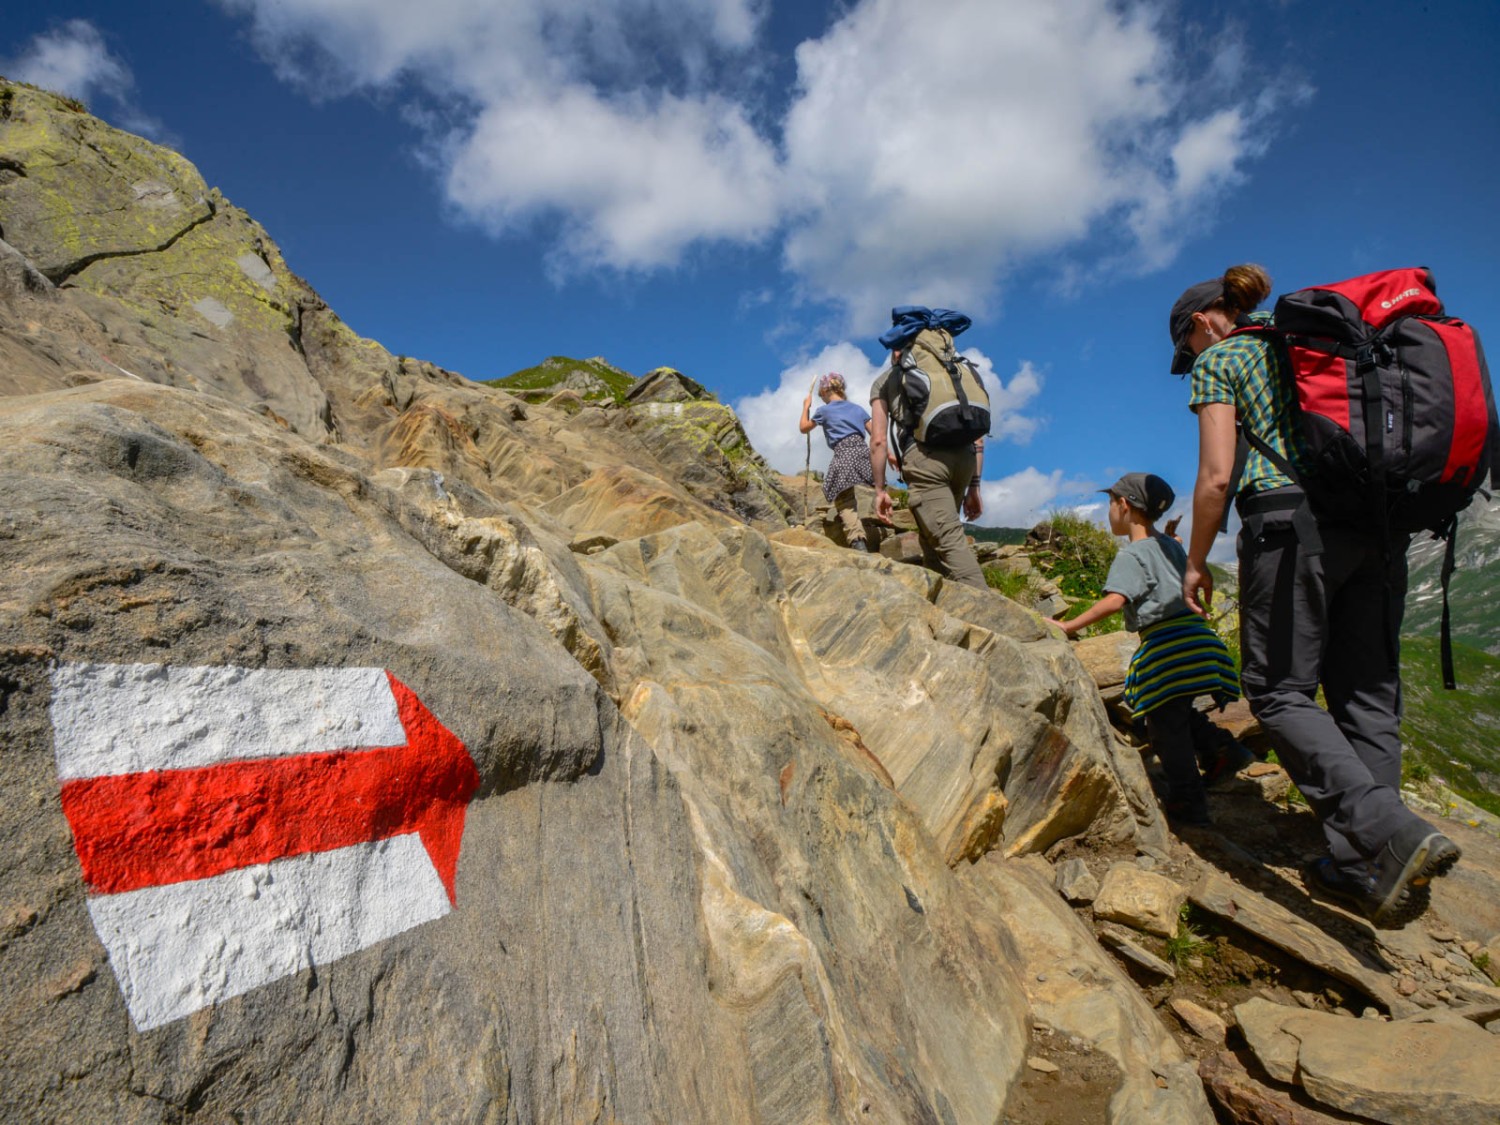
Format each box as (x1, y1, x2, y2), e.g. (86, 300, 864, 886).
(487, 356, 636, 403)
(1400, 636, 1500, 816)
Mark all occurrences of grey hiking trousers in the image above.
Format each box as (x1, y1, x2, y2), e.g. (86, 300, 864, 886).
(1237, 490, 1424, 868)
(902, 442, 986, 590)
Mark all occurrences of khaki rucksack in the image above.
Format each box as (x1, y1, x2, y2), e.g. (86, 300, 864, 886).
(893, 327, 992, 449)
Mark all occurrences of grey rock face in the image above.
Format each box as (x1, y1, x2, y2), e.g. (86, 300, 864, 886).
(0, 86, 1210, 1124)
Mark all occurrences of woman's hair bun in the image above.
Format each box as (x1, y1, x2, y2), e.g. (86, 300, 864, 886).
(1222, 264, 1272, 313)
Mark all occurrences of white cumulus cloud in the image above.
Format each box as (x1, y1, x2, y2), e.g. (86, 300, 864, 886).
(217, 0, 780, 272)
(446, 89, 782, 271)
(976, 468, 1090, 529)
(3, 20, 170, 141)
(215, 0, 1279, 310)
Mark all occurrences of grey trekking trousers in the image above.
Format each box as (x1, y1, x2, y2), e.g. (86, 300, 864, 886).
(1237, 492, 1423, 868)
(902, 442, 986, 590)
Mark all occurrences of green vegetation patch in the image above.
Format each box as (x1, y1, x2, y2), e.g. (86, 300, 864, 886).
(488, 356, 635, 403)
(1399, 636, 1500, 816)
(1037, 511, 1119, 600)
(1037, 511, 1123, 636)
(983, 566, 1031, 601)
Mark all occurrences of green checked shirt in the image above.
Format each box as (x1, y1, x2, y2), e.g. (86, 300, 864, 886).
(1187, 312, 1310, 495)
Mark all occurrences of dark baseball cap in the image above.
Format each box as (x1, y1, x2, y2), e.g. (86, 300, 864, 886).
(1102, 473, 1175, 521)
(1168, 278, 1224, 375)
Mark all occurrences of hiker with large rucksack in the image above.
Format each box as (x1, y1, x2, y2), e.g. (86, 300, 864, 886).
(869, 306, 992, 589)
(1170, 263, 1500, 929)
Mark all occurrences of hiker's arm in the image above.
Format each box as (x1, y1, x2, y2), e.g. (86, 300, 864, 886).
(870, 399, 892, 520)
(799, 395, 817, 435)
(964, 438, 984, 519)
(1185, 402, 1236, 615)
(1055, 593, 1127, 637)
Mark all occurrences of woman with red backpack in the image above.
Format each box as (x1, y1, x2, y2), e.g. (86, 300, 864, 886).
(1169, 263, 1460, 929)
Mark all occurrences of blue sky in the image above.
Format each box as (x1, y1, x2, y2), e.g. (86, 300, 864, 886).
(5, 2, 1499, 546)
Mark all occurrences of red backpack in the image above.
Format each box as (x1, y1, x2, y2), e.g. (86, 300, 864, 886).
(1234, 267, 1500, 686)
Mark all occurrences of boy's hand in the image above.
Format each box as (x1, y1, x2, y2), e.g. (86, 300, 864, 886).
(1183, 561, 1214, 617)
(875, 488, 894, 522)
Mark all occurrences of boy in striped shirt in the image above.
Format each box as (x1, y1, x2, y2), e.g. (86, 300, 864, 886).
(1056, 473, 1249, 826)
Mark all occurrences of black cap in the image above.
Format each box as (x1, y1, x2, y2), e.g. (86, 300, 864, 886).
(1168, 278, 1224, 375)
(1102, 473, 1174, 521)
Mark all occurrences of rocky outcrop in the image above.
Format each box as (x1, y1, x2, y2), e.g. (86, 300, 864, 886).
(0, 83, 1194, 1123)
(624, 364, 711, 404)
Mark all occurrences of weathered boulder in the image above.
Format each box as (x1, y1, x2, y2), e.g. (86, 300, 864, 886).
(1198, 1050, 1354, 1125)
(1235, 998, 1500, 1125)
(1169, 998, 1228, 1046)
(1056, 856, 1101, 903)
(1093, 863, 1187, 938)
(1072, 629, 1140, 702)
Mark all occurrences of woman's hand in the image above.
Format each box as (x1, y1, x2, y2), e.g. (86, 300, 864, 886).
(1183, 560, 1215, 617)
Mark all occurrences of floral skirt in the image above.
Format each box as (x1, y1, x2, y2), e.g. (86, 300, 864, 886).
(823, 433, 873, 503)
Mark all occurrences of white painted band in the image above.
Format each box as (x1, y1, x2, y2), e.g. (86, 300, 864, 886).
(50, 663, 406, 779)
(88, 835, 451, 1031)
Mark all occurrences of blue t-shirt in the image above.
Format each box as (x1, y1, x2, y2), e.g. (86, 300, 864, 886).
(1104, 534, 1192, 632)
(812, 399, 870, 449)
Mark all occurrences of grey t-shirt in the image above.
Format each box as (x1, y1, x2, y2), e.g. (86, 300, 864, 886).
(869, 365, 913, 453)
(1104, 533, 1191, 632)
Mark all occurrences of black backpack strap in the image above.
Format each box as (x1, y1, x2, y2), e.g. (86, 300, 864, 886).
(1239, 425, 1324, 556)
(1438, 516, 1459, 690)
(1221, 430, 1251, 533)
(1355, 342, 1393, 548)
(889, 411, 905, 474)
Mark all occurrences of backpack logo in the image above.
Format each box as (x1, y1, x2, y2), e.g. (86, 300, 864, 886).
(1380, 288, 1423, 311)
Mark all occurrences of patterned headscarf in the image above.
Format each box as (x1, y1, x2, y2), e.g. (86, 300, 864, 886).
(816, 372, 846, 396)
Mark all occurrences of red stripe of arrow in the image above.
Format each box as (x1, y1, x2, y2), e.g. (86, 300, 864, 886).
(59, 674, 479, 904)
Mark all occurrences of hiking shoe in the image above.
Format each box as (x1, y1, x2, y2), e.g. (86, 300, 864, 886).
(850, 538, 869, 553)
(1201, 739, 1256, 789)
(1303, 857, 1383, 916)
(1366, 823, 1462, 929)
(1162, 798, 1213, 828)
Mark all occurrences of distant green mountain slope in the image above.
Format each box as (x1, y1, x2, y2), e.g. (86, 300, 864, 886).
(966, 525, 1028, 546)
(1404, 494, 1500, 654)
(487, 356, 635, 403)
(1400, 636, 1500, 816)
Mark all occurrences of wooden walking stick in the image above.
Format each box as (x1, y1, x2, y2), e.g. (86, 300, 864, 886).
(802, 372, 819, 517)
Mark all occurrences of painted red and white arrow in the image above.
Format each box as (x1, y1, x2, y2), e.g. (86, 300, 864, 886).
(50, 662, 480, 1031)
